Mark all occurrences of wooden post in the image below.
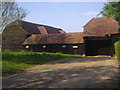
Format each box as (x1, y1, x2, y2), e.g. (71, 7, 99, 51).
(74, 49, 77, 55)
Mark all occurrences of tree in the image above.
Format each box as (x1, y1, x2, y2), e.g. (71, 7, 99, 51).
(98, 1, 120, 23)
(0, 0, 28, 32)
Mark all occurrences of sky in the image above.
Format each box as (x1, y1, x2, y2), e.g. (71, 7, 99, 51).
(17, 2, 106, 32)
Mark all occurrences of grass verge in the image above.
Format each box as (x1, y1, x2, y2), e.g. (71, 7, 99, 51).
(2, 51, 82, 76)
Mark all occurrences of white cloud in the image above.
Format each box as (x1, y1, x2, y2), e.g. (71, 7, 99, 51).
(83, 11, 100, 16)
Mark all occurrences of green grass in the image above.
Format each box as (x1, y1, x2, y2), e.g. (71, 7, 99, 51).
(2, 51, 82, 76)
(114, 41, 120, 62)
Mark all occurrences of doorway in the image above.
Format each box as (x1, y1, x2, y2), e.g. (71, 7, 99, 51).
(85, 40, 112, 56)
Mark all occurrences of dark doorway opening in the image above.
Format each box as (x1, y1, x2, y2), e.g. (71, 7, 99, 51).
(85, 40, 112, 56)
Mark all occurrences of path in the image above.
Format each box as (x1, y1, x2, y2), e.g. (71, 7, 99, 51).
(2, 56, 119, 88)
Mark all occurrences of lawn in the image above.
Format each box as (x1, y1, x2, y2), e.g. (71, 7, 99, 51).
(2, 51, 82, 76)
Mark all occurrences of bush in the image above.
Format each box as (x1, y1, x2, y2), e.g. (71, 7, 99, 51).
(114, 41, 120, 61)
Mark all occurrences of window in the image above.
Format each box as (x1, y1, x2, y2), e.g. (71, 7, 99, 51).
(43, 45, 46, 48)
(73, 46, 78, 49)
(26, 45, 29, 49)
(62, 45, 66, 48)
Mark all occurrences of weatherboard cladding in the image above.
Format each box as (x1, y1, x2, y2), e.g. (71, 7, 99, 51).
(23, 32, 83, 45)
(24, 44, 85, 55)
(83, 17, 119, 36)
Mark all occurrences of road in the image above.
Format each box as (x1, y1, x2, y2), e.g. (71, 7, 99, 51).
(2, 56, 119, 88)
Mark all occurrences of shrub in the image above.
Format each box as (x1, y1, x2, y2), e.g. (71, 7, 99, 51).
(114, 41, 120, 61)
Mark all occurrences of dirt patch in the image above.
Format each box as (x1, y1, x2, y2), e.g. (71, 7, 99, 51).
(2, 56, 118, 88)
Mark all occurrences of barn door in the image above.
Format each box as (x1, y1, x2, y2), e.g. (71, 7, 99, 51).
(85, 40, 97, 56)
(85, 40, 112, 56)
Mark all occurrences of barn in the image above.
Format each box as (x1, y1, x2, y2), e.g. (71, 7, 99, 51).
(83, 17, 120, 56)
(23, 32, 84, 55)
(2, 20, 65, 51)
(2, 17, 120, 56)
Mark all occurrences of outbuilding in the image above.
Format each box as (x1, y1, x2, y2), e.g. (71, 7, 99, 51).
(23, 32, 84, 55)
(2, 17, 120, 56)
(2, 20, 65, 51)
(83, 17, 120, 56)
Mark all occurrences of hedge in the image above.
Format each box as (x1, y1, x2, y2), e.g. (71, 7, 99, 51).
(114, 41, 120, 61)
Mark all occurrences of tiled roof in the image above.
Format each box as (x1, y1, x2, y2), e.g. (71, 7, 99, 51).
(23, 32, 83, 45)
(83, 17, 119, 36)
(37, 26, 48, 34)
(18, 20, 65, 34)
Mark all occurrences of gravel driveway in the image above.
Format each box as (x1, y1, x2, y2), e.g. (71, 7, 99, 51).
(2, 56, 119, 88)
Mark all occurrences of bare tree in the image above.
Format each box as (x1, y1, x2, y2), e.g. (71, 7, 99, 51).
(0, 0, 28, 33)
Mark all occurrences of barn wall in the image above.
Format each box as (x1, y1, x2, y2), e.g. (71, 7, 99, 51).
(24, 44, 85, 55)
(2, 23, 27, 51)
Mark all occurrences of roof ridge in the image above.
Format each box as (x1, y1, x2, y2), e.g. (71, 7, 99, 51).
(93, 17, 118, 23)
(19, 20, 63, 30)
(83, 17, 118, 27)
